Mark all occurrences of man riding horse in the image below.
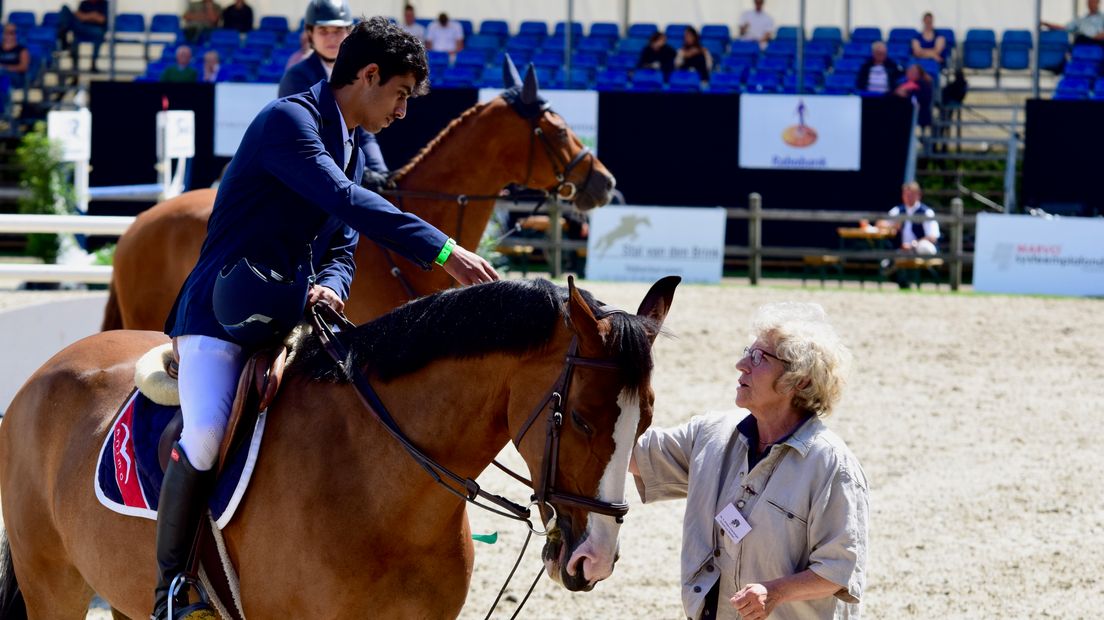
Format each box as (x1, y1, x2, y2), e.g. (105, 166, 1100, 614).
(151, 16, 497, 619)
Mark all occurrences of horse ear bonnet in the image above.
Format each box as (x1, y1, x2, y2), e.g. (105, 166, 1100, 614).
(501, 60, 548, 120)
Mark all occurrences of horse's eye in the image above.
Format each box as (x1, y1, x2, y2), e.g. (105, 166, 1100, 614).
(571, 410, 594, 437)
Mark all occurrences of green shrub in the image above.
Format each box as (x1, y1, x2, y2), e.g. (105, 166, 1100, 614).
(15, 122, 75, 263)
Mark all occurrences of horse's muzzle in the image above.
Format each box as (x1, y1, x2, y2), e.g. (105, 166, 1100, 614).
(573, 170, 616, 212)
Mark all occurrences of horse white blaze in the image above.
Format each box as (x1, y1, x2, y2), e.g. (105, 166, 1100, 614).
(566, 390, 640, 583)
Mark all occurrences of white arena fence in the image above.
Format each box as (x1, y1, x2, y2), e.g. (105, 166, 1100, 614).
(0, 214, 133, 284)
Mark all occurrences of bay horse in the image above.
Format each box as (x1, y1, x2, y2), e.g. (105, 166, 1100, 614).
(102, 63, 615, 331)
(0, 275, 678, 618)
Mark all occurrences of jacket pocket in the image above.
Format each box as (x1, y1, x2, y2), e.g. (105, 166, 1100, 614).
(764, 497, 808, 525)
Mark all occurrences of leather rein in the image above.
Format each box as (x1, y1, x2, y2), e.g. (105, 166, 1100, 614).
(308, 303, 629, 530)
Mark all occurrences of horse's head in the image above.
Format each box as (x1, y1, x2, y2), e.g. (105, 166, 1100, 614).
(497, 56, 616, 211)
(511, 276, 678, 592)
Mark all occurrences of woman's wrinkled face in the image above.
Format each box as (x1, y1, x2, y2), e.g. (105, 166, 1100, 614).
(734, 338, 791, 412)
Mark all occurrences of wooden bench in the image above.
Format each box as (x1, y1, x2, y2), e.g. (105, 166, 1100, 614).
(801, 255, 844, 288)
(885, 257, 945, 290)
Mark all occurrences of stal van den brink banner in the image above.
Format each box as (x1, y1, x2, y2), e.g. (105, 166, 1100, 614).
(586, 206, 726, 283)
(738, 94, 861, 171)
(973, 213, 1104, 296)
(479, 88, 598, 154)
(215, 83, 279, 156)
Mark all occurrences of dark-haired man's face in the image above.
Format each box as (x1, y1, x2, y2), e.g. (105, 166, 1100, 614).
(352, 65, 415, 133)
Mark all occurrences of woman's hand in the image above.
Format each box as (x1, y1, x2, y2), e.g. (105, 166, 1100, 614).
(731, 583, 775, 620)
(307, 284, 345, 313)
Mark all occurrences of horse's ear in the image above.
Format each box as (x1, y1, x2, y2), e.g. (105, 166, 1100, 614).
(503, 54, 522, 89)
(566, 275, 606, 352)
(636, 276, 680, 344)
(521, 63, 540, 104)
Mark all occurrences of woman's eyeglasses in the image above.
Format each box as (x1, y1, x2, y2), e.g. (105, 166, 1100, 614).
(742, 346, 790, 367)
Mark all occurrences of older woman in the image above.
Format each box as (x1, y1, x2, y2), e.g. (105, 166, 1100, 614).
(631, 302, 867, 620)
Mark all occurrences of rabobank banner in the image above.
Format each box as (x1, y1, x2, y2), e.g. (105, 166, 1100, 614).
(739, 94, 861, 171)
(215, 83, 279, 156)
(479, 88, 598, 154)
(973, 213, 1104, 296)
(586, 206, 725, 283)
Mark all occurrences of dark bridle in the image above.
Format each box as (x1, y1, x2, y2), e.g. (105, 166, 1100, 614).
(308, 302, 631, 529)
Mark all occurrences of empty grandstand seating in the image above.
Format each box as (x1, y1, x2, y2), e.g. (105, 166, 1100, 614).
(963, 29, 997, 69)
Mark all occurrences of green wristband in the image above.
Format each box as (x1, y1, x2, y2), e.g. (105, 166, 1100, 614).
(434, 238, 457, 266)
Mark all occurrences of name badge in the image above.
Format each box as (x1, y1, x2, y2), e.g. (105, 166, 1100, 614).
(715, 502, 752, 543)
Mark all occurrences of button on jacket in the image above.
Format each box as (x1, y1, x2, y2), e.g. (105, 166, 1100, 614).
(634, 412, 868, 620)
(166, 79, 447, 340)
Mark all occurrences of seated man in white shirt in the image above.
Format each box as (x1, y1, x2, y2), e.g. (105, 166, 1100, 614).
(738, 0, 775, 46)
(400, 4, 425, 42)
(878, 181, 940, 288)
(426, 12, 464, 55)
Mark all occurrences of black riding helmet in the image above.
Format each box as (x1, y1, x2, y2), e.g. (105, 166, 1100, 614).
(305, 0, 353, 27)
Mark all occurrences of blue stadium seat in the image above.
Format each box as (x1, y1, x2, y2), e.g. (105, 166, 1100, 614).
(564, 66, 594, 89)
(616, 38, 647, 54)
(1000, 30, 1033, 71)
(256, 61, 285, 83)
(518, 21, 548, 39)
(589, 22, 620, 41)
(456, 20, 474, 38)
(765, 39, 796, 57)
(775, 26, 800, 40)
(667, 69, 701, 92)
(149, 13, 181, 39)
(850, 27, 881, 45)
(217, 63, 252, 82)
(479, 19, 510, 41)
(729, 40, 760, 63)
(494, 49, 530, 68)
(27, 26, 58, 51)
(258, 15, 289, 36)
(803, 55, 829, 73)
(718, 57, 751, 80)
(8, 12, 36, 30)
(1071, 44, 1103, 63)
(543, 33, 570, 51)
(478, 66, 502, 88)
(606, 51, 636, 71)
(531, 50, 564, 69)
(811, 26, 842, 51)
(804, 40, 834, 61)
(627, 23, 658, 40)
(571, 51, 603, 70)
(1039, 30, 1069, 72)
(113, 13, 146, 44)
(824, 72, 857, 94)
(244, 30, 276, 50)
(506, 35, 542, 53)
(963, 29, 997, 69)
(935, 27, 956, 61)
(629, 67, 664, 91)
(701, 24, 731, 43)
(578, 36, 613, 54)
(843, 41, 871, 59)
(208, 28, 242, 48)
(554, 21, 583, 38)
(436, 66, 479, 88)
(1063, 60, 1099, 78)
(596, 68, 629, 90)
(1054, 76, 1090, 98)
(534, 65, 559, 86)
(709, 72, 742, 93)
(888, 27, 919, 45)
(833, 56, 865, 73)
(454, 49, 489, 69)
(782, 72, 822, 93)
(665, 23, 692, 42)
(745, 69, 781, 93)
(887, 41, 911, 64)
(703, 39, 726, 59)
(466, 34, 501, 54)
(758, 55, 791, 72)
(41, 12, 60, 29)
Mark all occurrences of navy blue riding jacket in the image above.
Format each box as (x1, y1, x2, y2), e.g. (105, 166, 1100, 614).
(165, 80, 447, 340)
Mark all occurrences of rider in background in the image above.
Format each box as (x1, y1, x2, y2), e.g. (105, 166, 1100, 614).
(280, 0, 387, 176)
(150, 17, 499, 619)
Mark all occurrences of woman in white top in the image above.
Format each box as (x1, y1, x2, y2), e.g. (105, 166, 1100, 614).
(631, 302, 868, 620)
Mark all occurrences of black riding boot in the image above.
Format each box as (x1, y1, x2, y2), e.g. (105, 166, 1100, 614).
(150, 443, 215, 620)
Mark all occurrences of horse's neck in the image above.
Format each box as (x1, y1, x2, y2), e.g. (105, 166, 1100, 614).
(390, 106, 520, 248)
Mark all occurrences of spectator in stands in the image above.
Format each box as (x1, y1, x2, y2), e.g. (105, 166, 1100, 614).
(879, 181, 939, 288)
(202, 49, 219, 82)
(855, 41, 903, 94)
(425, 12, 463, 55)
(1042, 0, 1104, 46)
(636, 32, 675, 81)
(220, 0, 254, 34)
(631, 302, 867, 620)
(0, 23, 31, 90)
(911, 12, 946, 64)
(676, 26, 712, 83)
(285, 29, 311, 69)
(894, 64, 934, 128)
(160, 44, 197, 82)
(738, 0, 774, 47)
(399, 4, 425, 42)
(183, 0, 222, 44)
(56, 0, 107, 73)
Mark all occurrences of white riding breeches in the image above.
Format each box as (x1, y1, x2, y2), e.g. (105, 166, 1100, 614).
(175, 334, 247, 472)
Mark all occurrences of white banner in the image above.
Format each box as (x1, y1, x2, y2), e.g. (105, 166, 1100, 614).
(215, 82, 279, 157)
(586, 206, 725, 283)
(47, 109, 92, 162)
(157, 110, 195, 159)
(739, 94, 861, 171)
(973, 213, 1104, 296)
(479, 88, 598, 155)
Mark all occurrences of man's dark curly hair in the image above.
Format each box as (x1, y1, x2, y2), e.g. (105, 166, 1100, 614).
(330, 16, 429, 95)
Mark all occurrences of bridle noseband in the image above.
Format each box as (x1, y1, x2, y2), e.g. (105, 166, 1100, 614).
(309, 303, 631, 531)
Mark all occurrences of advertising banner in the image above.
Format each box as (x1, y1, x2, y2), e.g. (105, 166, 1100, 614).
(586, 206, 725, 283)
(214, 83, 279, 156)
(479, 88, 599, 154)
(47, 109, 92, 162)
(739, 94, 861, 171)
(973, 213, 1104, 296)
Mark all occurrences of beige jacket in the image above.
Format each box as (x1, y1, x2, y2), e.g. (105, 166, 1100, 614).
(634, 411, 868, 620)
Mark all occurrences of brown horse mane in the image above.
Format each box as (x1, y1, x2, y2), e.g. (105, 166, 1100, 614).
(288, 279, 658, 389)
(390, 98, 494, 182)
